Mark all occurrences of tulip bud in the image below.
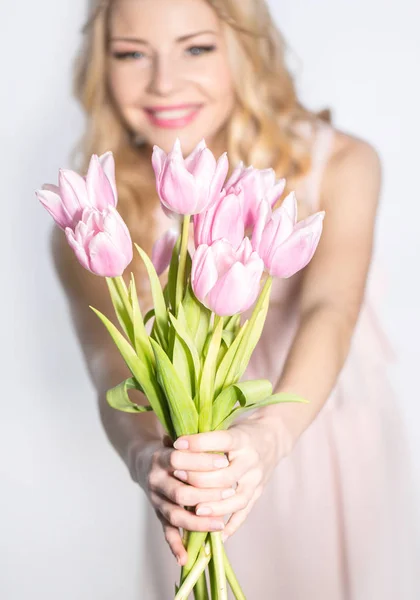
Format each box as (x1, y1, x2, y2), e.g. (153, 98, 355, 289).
(152, 139, 229, 215)
(36, 152, 118, 230)
(191, 238, 264, 316)
(65, 206, 133, 277)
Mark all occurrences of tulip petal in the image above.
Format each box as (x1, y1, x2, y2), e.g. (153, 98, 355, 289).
(266, 178, 287, 210)
(88, 232, 127, 277)
(224, 161, 245, 190)
(65, 227, 90, 271)
(99, 151, 118, 206)
(86, 154, 115, 211)
(207, 262, 252, 316)
(251, 199, 271, 253)
(36, 188, 73, 230)
(184, 139, 207, 173)
(152, 145, 167, 181)
(279, 191, 297, 224)
(191, 244, 218, 302)
(59, 169, 88, 216)
(152, 228, 179, 276)
(160, 157, 197, 214)
(269, 223, 323, 278)
(209, 192, 244, 249)
(209, 152, 229, 207)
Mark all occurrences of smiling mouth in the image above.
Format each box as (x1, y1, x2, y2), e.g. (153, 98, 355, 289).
(144, 105, 203, 128)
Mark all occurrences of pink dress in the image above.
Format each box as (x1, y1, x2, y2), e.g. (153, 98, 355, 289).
(140, 120, 420, 599)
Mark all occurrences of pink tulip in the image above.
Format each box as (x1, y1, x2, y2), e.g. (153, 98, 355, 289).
(193, 189, 245, 249)
(191, 238, 264, 316)
(152, 139, 229, 215)
(36, 152, 117, 230)
(252, 192, 325, 278)
(151, 228, 179, 276)
(224, 163, 286, 229)
(65, 206, 133, 277)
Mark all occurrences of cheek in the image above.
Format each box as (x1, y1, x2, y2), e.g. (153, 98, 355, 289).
(108, 67, 146, 110)
(198, 61, 235, 111)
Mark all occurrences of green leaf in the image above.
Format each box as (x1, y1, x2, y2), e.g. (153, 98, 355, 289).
(167, 236, 181, 313)
(150, 338, 198, 437)
(143, 308, 155, 326)
(198, 316, 223, 432)
(215, 393, 309, 430)
(129, 273, 154, 368)
(90, 306, 174, 437)
(213, 320, 248, 398)
(222, 277, 272, 391)
(105, 277, 134, 344)
(182, 283, 202, 339)
(172, 335, 193, 397)
(169, 310, 201, 385)
(223, 314, 241, 333)
(106, 377, 153, 413)
(134, 243, 168, 350)
(211, 379, 273, 430)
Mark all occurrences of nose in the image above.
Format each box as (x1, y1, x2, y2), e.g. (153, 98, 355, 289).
(147, 54, 181, 96)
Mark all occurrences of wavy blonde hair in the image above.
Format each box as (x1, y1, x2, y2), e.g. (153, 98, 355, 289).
(72, 0, 331, 286)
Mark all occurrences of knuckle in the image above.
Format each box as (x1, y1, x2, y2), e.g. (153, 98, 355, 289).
(147, 470, 157, 491)
(173, 486, 186, 506)
(169, 450, 182, 470)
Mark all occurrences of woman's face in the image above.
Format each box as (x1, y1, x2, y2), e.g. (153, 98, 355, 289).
(107, 0, 236, 155)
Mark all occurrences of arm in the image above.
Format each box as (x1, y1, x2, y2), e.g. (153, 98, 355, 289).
(252, 134, 382, 453)
(50, 228, 165, 485)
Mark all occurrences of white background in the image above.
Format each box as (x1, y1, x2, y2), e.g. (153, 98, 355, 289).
(1, 1, 419, 598)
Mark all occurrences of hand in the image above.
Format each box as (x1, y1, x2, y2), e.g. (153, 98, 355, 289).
(132, 436, 232, 566)
(172, 413, 291, 542)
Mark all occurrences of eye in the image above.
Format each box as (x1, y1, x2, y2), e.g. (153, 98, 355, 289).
(186, 45, 216, 57)
(112, 51, 146, 61)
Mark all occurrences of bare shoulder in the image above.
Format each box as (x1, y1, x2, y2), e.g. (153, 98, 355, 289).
(321, 125, 382, 203)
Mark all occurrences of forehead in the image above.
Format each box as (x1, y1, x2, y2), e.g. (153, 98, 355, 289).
(109, 0, 221, 39)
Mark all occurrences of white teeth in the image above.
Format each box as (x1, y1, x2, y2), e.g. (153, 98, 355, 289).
(151, 108, 197, 120)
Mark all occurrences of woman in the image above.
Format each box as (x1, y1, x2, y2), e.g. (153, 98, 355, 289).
(51, 0, 419, 597)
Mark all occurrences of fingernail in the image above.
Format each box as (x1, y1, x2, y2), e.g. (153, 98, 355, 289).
(221, 488, 236, 499)
(196, 506, 212, 516)
(173, 470, 188, 481)
(176, 555, 183, 566)
(174, 439, 189, 450)
(222, 532, 228, 543)
(211, 521, 225, 530)
(213, 457, 229, 468)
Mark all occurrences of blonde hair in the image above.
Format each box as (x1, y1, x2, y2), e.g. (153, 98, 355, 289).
(72, 0, 331, 295)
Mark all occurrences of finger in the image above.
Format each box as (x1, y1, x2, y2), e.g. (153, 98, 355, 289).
(173, 430, 237, 454)
(155, 512, 188, 566)
(194, 482, 252, 517)
(150, 491, 226, 533)
(154, 473, 237, 507)
(222, 487, 263, 542)
(173, 457, 249, 489)
(159, 448, 230, 473)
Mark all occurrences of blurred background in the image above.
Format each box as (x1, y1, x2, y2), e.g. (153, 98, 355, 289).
(1, 1, 419, 598)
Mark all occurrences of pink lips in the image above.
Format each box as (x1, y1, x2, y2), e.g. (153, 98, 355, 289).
(144, 104, 202, 129)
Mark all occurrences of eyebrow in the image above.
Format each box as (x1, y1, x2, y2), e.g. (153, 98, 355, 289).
(110, 31, 217, 45)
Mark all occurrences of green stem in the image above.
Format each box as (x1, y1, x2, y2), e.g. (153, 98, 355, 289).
(194, 571, 210, 600)
(210, 532, 227, 600)
(180, 531, 208, 584)
(223, 546, 246, 600)
(113, 275, 132, 316)
(175, 215, 191, 314)
(175, 541, 211, 600)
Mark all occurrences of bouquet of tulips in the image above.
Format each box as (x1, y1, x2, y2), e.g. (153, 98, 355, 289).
(36, 139, 325, 599)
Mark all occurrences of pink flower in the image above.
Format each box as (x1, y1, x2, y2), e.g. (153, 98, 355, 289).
(252, 192, 325, 278)
(152, 139, 229, 215)
(193, 189, 245, 249)
(36, 152, 117, 230)
(65, 206, 133, 277)
(151, 228, 179, 276)
(224, 163, 286, 229)
(191, 238, 264, 316)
